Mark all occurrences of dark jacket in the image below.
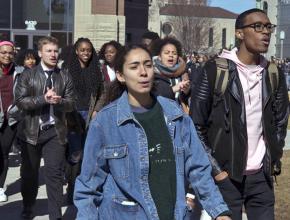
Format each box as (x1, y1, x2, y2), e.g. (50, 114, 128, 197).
(190, 59, 289, 182)
(0, 145, 3, 176)
(15, 64, 75, 145)
(152, 73, 175, 100)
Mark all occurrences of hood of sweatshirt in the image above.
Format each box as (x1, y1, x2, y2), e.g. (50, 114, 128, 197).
(218, 47, 268, 104)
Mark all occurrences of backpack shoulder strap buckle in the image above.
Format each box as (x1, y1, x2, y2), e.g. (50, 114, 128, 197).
(214, 57, 229, 96)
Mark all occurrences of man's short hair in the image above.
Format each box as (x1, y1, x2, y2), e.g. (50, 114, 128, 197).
(235, 8, 267, 29)
(38, 36, 59, 51)
(141, 31, 160, 41)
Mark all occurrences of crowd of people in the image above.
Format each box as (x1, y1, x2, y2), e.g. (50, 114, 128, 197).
(0, 8, 289, 220)
(274, 57, 290, 91)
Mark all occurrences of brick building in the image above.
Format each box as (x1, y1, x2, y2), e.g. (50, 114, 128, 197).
(0, 0, 149, 50)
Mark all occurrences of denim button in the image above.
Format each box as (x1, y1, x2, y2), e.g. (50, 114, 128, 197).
(113, 152, 119, 157)
(140, 156, 145, 161)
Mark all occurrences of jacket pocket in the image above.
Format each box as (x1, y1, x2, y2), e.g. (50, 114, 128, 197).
(112, 198, 139, 220)
(103, 144, 129, 179)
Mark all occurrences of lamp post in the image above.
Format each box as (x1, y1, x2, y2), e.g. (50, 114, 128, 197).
(280, 30, 285, 59)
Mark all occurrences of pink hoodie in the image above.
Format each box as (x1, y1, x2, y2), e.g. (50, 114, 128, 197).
(219, 48, 268, 173)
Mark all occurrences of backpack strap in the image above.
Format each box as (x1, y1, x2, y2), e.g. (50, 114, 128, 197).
(267, 62, 279, 93)
(214, 57, 229, 96)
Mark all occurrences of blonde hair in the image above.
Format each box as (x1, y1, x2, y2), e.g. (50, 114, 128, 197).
(37, 36, 59, 51)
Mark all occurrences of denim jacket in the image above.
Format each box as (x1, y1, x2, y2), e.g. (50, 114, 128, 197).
(74, 91, 229, 220)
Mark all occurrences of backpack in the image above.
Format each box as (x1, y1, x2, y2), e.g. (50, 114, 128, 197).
(214, 57, 279, 96)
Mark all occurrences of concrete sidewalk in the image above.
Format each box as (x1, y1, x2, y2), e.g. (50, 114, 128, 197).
(0, 156, 76, 220)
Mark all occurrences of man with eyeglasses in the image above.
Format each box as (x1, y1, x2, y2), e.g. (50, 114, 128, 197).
(190, 8, 289, 220)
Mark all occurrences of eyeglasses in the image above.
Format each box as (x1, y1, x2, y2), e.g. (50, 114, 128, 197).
(240, 22, 276, 33)
(0, 51, 14, 56)
(240, 22, 277, 33)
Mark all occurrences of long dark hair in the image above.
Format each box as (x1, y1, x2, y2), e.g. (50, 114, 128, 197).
(63, 38, 102, 97)
(103, 44, 152, 105)
(99, 40, 122, 65)
(15, 49, 40, 66)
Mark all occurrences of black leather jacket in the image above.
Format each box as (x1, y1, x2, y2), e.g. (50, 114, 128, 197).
(190, 59, 289, 182)
(15, 64, 75, 145)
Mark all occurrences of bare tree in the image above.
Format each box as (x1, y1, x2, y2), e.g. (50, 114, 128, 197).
(149, 0, 223, 54)
(166, 4, 220, 54)
(171, 16, 210, 53)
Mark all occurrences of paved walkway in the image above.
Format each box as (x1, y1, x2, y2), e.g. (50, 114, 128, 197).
(0, 157, 76, 219)
(1, 130, 290, 219)
(274, 149, 290, 220)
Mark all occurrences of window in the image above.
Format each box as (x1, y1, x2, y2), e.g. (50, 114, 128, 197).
(263, 1, 268, 14)
(126, 33, 132, 43)
(12, 0, 49, 30)
(0, 30, 10, 41)
(195, 26, 201, 46)
(222, 28, 226, 48)
(256, 0, 262, 9)
(208, 28, 213, 47)
(51, 32, 67, 49)
(0, 0, 10, 28)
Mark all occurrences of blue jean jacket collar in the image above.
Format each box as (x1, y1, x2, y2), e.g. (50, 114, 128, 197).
(116, 91, 184, 126)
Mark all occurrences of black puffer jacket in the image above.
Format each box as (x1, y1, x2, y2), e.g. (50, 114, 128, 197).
(190, 59, 289, 182)
(152, 73, 175, 100)
(15, 64, 75, 145)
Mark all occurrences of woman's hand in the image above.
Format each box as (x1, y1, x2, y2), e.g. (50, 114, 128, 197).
(186, 193, 195, 210)
(180, 79, 190, 94)
(214, 171, 229, 182)
(216, 216, 232, 220)
(92, 111, 97, 119)
(172, 80, 190, 94)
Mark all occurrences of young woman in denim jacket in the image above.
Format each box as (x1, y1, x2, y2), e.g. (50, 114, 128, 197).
(74, 45, 231, 220)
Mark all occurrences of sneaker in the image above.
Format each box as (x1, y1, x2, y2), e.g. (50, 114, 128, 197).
(0, 188, 8, 202)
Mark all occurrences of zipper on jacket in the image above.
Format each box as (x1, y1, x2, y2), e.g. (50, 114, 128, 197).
(212, 128, 222, 153)
(261, 110, 274, 184)
(237, 77, 249, 175)
(229, 76, 248, 177)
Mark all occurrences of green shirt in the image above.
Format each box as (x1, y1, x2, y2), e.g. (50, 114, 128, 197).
(133, 101, 176, 220)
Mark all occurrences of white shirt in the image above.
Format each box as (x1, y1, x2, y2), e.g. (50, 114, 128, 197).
(106, 65, 116, 82)
(39, 62, 55, 125)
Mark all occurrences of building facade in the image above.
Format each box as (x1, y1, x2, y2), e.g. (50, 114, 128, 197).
(276, 0, 290, 59)
(125, 0, 149, 44)
(256, 0, 290, 59)
(0, 0, 150, 50)
(74, 0, 125, 50)
(149, 1, 237, 55)
(256, 0, 278, 59)
(165, 0, 207, 5)
(0, 0, 74, 50)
